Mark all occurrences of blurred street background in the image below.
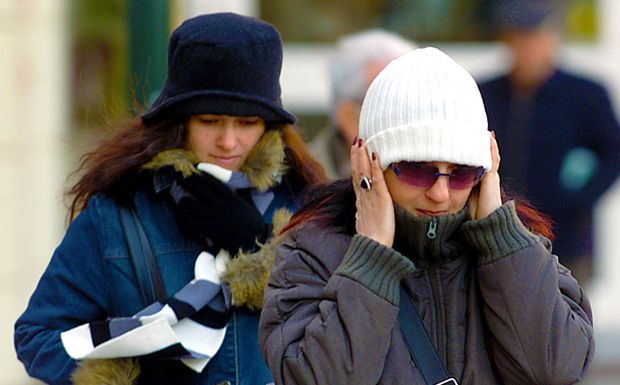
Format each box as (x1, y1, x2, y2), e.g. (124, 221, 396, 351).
(2, 0, 619, 383)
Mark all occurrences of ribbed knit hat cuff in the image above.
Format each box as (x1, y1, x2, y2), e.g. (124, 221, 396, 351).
(365, 123, 492, 171)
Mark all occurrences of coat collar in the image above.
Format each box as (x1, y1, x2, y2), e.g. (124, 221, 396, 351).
(143, 128, 286, 193)
(393, 206, 469, 268)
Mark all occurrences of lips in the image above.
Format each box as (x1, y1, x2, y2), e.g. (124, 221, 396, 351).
(211, 155, 239, 166)
(416, 209, 447, 217)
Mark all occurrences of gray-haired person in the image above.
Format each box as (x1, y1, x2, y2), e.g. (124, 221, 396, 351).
(311, 29, 416, 179)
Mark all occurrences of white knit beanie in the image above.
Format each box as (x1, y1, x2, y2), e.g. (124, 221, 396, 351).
(359, 47, 491, 171)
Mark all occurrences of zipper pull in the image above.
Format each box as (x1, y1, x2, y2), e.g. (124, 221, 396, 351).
(427, 218, 437, 239)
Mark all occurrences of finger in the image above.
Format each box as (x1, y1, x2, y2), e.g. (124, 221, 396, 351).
(351, 137, 371, 177)
(350, 137, 362, 196)
(369, 151, 388, 195)
(490, 131, 501, 173)
(351, 137, 372, 194)
(467, 187, 479, 220)
(350, 136, 360, 180)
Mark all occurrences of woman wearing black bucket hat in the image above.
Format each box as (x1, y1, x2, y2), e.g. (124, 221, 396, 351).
(15, 12, 326, 385)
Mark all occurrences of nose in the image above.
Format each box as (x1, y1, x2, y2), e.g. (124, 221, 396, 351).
(425, 175, 450, 203)
(215, 122, 237, 151)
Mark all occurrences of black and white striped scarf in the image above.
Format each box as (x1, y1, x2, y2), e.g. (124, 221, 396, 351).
(61, 163, 275, 373)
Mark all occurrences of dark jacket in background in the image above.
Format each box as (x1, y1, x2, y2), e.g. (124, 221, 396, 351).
(259, 202, 594, 385)
(479, 70, 620, 264)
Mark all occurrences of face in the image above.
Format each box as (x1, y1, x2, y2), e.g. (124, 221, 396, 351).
(502, 26, 559, 87)
(336, 59, 394, 145)
(384, 162, 477, 217)
(186, 114, 266, 171)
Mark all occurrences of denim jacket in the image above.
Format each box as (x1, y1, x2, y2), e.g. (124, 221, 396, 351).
(15, 171, 298, 385)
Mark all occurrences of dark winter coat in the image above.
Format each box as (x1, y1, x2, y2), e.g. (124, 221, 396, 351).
(259, 202, 594, 385)
(479, 70, 620, 262)
(15, 141, 299, 385)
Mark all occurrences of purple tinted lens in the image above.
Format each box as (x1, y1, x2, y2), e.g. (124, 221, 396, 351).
(391, 162, 484, 190)
(393, 162, 439, 188)
(448, 166, 484, 189)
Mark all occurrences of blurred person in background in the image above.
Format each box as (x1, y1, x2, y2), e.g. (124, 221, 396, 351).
(479, 0, 620, 285)
(260, 47, 593, 385)
(310, 29, 416, 179)
(14, 12, 325, 385)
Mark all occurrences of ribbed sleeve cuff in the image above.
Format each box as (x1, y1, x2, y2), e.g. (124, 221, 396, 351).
(461, 200, 541, 265)
(335, 235, 415, 305)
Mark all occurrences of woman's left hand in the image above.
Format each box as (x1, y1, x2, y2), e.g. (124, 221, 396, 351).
(469, 132, 502, 220)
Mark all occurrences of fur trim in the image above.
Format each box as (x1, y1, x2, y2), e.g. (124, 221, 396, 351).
(240, 129, 287, 191)
(221, 208, 293, 309)
(69, 211, 292, 382)
(142, 149, 198, 177)
(142, 130, 286, 190)
(71, 358, 140, 385)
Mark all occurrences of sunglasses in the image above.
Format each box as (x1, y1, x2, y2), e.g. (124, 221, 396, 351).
(389, 162, 485, 190)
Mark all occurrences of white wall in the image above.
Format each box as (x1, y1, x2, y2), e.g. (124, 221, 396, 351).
(0, 1, 68, 384)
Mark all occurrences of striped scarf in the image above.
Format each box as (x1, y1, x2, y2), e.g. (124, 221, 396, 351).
(61, 163, 274, 373)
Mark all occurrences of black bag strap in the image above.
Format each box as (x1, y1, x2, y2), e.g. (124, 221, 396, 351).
(398, 285, 458, 385)
(119, 204, 167, 306)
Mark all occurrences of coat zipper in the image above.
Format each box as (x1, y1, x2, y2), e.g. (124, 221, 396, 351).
(426, 217, 437, 239)
(429, 268, 446, 363)
(426, 217, 446, 362)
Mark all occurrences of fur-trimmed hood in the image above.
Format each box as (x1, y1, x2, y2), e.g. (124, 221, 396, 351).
(70, 209, 292, 385)
(143, 129, 287, 191)
(141, 128, 292, 308)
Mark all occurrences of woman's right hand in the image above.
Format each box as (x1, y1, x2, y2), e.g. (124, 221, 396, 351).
(351, 138, 395, 247)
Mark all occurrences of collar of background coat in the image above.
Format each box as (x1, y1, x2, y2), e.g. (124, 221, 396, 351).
(393, 206, 469, 268)
(143, 128, 287, 193)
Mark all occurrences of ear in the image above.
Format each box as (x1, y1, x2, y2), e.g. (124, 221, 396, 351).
(335, 100, 361, 144)
(467, 184, 481, 220)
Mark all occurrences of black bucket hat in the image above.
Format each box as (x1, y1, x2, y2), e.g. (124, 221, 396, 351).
(141, 12, 296, 125)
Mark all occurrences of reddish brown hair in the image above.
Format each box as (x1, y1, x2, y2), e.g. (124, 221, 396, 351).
(281, 124, 329, 188)
(282, 179, 554, 240)
(67, 119, 184, 220)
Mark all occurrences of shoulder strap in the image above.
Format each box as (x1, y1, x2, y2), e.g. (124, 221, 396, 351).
(398, 285, 458, 385)
(118, 204, 167, 306)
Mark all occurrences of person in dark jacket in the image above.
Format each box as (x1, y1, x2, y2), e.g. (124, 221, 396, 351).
(259, 47, 594, 385)
(14, 12, 326, 385)
(479, 0, 620, 284)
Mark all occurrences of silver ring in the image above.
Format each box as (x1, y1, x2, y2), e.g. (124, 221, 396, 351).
(359, 175, 372, 191)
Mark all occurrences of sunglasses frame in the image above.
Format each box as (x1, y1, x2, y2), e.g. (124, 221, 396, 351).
(389, 161, 485, 190)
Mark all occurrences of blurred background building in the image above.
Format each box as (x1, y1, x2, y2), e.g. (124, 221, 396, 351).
(2, 0, 618, 383)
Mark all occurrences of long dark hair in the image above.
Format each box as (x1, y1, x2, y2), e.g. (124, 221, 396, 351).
(66, 119, 327, 221)
(282, 179, 554, 240)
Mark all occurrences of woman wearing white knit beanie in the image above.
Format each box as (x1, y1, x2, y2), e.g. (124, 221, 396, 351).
(259, 47, 594, 385)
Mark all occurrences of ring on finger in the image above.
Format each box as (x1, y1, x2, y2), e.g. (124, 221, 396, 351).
(359, 175, 373, 191)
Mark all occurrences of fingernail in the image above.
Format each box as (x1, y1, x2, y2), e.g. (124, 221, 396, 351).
(352, 136, 357, 145)
(490, 130, 496, 138)
(357, 138, 362, 148)
(372, 152, 376, 161)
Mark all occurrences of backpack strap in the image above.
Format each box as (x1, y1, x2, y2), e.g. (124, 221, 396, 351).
(119, 204, 167, 306)
(398, 285, 458, 385)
